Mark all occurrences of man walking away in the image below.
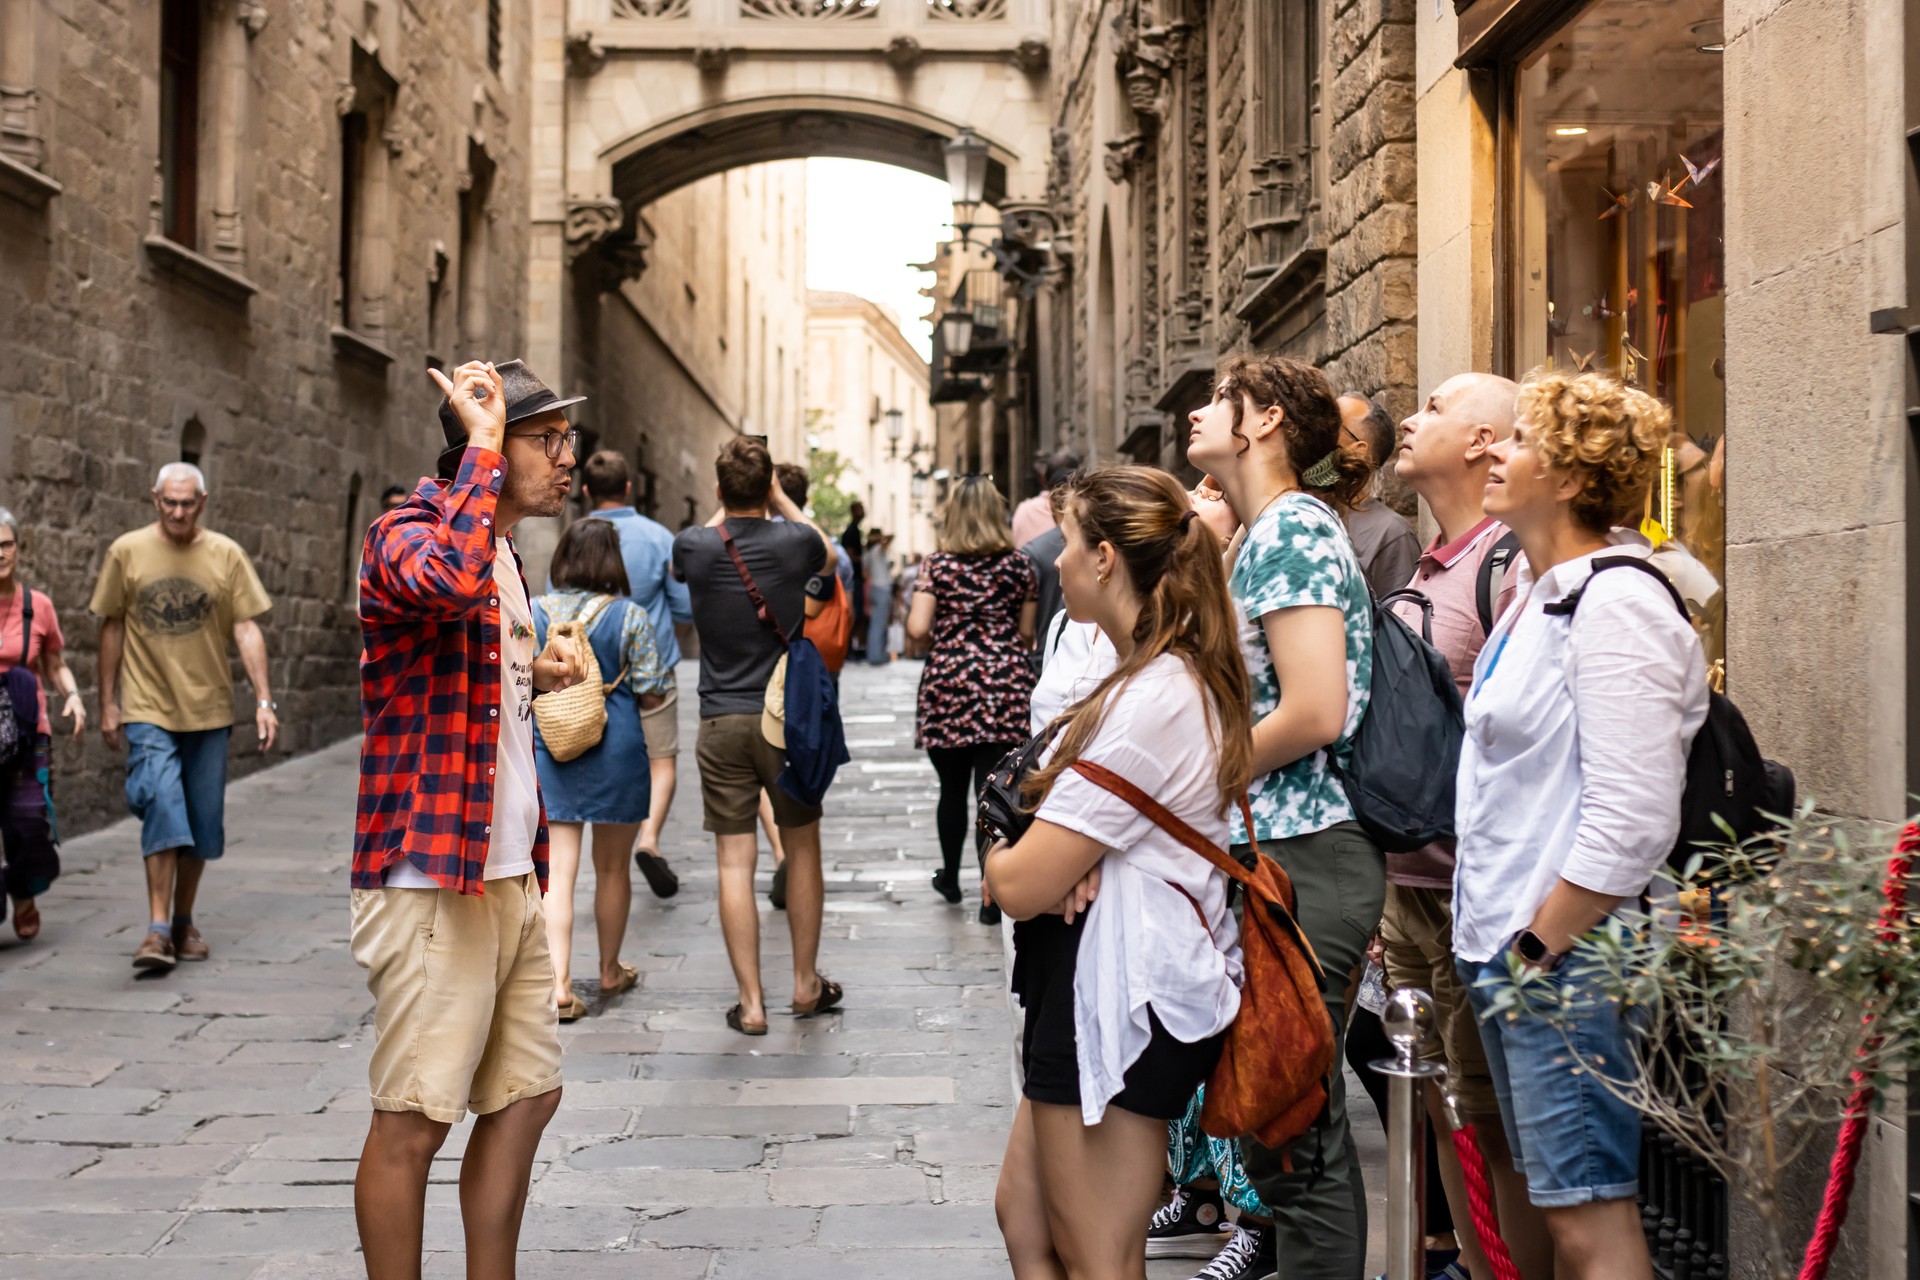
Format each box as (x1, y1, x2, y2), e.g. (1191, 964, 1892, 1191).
(577, 449, 692, 899)
(863, 529, 893, 666)
(352, 358, 587, 1280)
(1385, 372, 1553, 1280)
(840, 500, 867, 642)
(1337, 394, 1422, 598)
(93, 462, 275, 972)
(673, 437, 842, 1035)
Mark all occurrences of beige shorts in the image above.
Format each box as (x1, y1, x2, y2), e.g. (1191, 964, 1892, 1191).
(349, 873, 563, 1123)
(640, 674, 680, 759)
(1379, 881, 1498, 1122)
(695, 713, 822, 835)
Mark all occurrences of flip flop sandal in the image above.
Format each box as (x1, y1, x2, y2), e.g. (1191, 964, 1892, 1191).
(600, 962, 639, 997)
(557, 993, 589, 1023)
(791, 977, 844, 1018)
(12, 900, 40, 942)
(726, 1003, 769, 1036)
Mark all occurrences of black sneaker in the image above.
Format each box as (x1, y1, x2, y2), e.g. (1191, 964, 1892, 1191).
(1145, 1186, 1230, 1259)
(978, 901, 1002, 926)
(1190, 1223, 1275, 1280)
(634, 847, 680, 899)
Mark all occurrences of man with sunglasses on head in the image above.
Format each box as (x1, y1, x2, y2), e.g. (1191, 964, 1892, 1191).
(351, 358, 588, 1280)
(91, 460, 274, 972)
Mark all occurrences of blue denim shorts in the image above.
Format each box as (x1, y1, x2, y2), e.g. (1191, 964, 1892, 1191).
(1458, 945, 1643, 1208)
(124, 723, 230, 859)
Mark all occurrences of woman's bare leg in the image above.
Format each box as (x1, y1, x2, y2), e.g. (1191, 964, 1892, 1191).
(590, 822, 640, 988)
(543, 823, 583, 1007)
(1029, 1099, 1168, 1280)
(996, 1099, 1067, 1280)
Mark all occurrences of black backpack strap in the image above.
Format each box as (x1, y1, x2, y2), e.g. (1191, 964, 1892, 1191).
(1475, 531, 1521, 637)
(1377, 589, 1436, 644)
(17, 584, 31, 665)
(1541, 554, 1690, 624)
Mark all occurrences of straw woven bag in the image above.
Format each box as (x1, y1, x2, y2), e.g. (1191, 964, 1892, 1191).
(532, 595, 627, 763)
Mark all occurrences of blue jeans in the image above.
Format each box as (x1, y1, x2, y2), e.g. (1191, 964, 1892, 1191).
(124, 723, 230, 859)
(1459, 946, 1645, 1207)
(867, 585, 893, 664)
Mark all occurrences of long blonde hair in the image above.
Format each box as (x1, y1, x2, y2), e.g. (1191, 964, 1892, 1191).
(937, 475, 1015, 555)
(1023, 466, 1254, 815)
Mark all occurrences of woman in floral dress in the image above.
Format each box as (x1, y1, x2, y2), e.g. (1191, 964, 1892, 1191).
(906, 476, 1038, 923)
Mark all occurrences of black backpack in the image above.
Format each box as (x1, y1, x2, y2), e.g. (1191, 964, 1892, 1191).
(1544, 556, 1795, 874)
(1330, 589, 1467, 853)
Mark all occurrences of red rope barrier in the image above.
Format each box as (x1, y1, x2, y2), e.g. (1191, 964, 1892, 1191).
(1451, 1123, 1522, 1280)
(1796, 826, 1915, 1280)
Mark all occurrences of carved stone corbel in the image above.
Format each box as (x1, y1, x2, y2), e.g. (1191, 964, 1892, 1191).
(566, 197, 651, 291)
(693, 45, 733, 75)
(564, 198, 625, 255)
(1011, 38, 1050, 74)
(236, 0, 268, 36)
(1103, 133, 1148, 184)
(885, 36, 924, 72)
(382, 123, 404, 158)
(565, 32, 607, 77)
(335, 82, 356, 116)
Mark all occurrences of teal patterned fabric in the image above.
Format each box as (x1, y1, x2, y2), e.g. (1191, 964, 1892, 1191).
(1230, 492, 1373, 844)
(1168, 1086, 1270, 1216)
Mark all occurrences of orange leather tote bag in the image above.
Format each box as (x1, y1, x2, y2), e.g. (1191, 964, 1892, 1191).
(1069, 760, 1335, 1153)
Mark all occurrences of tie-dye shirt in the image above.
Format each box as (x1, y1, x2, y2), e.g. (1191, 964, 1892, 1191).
(1230, 491, 1374, 844)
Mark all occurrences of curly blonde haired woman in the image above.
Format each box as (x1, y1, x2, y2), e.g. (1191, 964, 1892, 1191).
(907, 476, 1037, 922)
(1454, 371, 1708, 1280)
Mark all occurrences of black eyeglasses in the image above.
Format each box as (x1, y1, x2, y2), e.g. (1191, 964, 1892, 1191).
(508, 427, 580, 461)
(155, 496, 203, 512)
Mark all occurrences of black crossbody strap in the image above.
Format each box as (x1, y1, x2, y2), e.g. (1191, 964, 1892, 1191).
(17, 584, 30, 665)
(716, 524, 804, 644)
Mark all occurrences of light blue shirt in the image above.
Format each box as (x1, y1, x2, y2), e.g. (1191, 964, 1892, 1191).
(574, 506, 692, 669)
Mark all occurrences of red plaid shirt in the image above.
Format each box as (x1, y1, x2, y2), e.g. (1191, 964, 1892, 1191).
(353, 447, 548, 896)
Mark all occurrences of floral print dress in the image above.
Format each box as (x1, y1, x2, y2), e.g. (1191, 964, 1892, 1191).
(914, 551, 1039, 749)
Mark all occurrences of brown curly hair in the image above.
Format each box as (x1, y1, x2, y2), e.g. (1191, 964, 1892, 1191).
(1216, 353, 1372, 511)
(1516, 371, 1672, 535)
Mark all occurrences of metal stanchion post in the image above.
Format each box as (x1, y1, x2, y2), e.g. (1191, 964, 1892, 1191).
(1372, 988, 1446, 1280)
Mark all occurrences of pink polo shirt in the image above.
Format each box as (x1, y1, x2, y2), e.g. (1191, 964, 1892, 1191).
(1384, 518, 1516, 888)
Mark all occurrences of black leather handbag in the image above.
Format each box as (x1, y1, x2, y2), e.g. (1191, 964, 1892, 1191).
(976, 724, 1060, 847)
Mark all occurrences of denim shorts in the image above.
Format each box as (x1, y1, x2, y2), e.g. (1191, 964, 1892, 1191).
(1458, 944, 1644, 1208)
(124, 723, 230, 859)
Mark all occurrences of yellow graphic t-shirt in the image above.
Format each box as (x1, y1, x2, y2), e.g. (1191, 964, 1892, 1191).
(89, 525, 272, 732)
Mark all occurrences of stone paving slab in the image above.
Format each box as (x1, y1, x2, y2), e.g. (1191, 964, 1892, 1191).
(1, 660, 1393, 1277)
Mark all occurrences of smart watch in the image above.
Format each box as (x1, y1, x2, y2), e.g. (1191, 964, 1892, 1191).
(1514, 928, 1567, 971)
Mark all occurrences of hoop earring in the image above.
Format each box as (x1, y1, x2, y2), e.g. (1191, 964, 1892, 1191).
(1097, 572, 1111, 586)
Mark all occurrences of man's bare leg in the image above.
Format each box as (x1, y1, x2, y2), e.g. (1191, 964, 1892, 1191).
(143, 849, 179, 926)
(172, 854, 207, 919)
(356, 1109, 452, 1280)
(779, 821, 824, 1006)
(714, 831, 764, 1023)
(460, 1088, 563, 1280)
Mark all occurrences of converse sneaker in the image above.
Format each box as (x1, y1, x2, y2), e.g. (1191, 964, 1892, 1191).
(1146, 1186, 1231, 1258)
(1190, 1222, 1276, 1280)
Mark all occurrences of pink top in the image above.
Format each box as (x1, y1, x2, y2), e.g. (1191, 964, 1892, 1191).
(1384, 519, 1516, 888)
(0, 587, 65, 735)
(1009, 494, 1057, 548)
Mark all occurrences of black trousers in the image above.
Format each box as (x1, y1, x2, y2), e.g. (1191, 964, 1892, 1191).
(926, 742, 1016, 880)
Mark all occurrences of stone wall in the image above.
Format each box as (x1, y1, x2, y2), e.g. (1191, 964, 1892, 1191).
(0, 0, 532, 835)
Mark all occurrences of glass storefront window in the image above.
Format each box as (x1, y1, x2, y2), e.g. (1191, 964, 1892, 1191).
(1513, 0, 1727, 665)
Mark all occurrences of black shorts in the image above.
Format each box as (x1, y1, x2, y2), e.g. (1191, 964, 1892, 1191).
(1013, 912, 1224, 1121)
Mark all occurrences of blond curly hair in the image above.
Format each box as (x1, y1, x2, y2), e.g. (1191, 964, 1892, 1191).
(1516, 371, 1672, 535)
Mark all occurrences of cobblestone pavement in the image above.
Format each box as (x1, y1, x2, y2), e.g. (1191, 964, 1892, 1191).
(0, 659, 1384, 1278)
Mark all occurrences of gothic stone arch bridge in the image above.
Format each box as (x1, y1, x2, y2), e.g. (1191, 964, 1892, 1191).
(526, 0, 1059, 425)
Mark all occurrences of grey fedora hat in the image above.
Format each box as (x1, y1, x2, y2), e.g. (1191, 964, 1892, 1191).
(438, 358, 587, 449)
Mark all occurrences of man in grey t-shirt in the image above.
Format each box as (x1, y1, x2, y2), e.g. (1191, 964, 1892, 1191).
(1338, 394, 1422, 598)
(671, 437, 840, 1035)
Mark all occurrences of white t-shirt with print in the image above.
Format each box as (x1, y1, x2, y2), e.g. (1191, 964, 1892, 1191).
(385, 541, 538, 888)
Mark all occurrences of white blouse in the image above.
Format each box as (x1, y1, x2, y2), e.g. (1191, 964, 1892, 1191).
(1033, 652, 1245, 1124)
(1030, 614, 1117, 733)
(1452, 538, 1710, 963)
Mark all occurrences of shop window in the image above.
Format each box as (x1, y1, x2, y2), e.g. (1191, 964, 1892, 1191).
(179, 416, 206, 465)
(1512, 0, 1726, 664)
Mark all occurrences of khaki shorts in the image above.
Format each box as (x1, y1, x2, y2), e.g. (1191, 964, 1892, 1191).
(695, 713, 822, 835)
(640, 674, 680, 759)
(1379, 881, 1498, 1122)
(349, 873, 563, 1123)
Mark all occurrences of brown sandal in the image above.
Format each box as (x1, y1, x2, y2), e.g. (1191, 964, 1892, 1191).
(12, 899, 39, 942)
(600, 962, 638, 997)
(726, 1003, 769, 1036)
(791, 977, 844, 1018)
(557, 993, 589, 1023)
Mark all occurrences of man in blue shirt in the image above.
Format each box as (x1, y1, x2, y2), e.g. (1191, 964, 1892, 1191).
(572, 451, 694, 897)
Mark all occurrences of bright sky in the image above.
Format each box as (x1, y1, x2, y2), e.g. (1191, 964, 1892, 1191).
(805, 158, 951, 361)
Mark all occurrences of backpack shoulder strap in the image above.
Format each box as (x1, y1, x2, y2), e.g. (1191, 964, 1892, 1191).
(1541, 554, 1689, 624)
(1475, 531, 1521, 637)
(17, 585, 31, 666)
(716, 523, 778, 632)
(1068, 760, 1253, 890)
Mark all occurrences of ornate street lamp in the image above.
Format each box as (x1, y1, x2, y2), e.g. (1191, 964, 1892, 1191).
(884, 407, 905, 458)
(940, 306, 975, 359)
(944, 127, 990, 246)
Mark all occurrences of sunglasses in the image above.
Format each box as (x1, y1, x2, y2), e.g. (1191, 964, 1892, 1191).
(507, 426, 580, 461)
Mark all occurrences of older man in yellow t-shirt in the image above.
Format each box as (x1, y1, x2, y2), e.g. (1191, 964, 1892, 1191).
(90, 462, 275, 973)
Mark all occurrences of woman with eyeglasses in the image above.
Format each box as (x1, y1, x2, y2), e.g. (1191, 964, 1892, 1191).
(0, 507, 82, 942)
(906, 475, 1038, 923)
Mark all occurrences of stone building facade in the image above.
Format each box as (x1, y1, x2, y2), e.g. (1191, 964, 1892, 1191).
(1032, 0, 1418, 470)
(0, 0, 534, 833)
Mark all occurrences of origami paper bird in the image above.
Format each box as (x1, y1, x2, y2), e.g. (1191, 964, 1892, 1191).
(1646, 175, 1694, 209)
(1680, 152, 1720, 187)
(1599, 186, 1634, 220)
(1567, 346, 1597, 373)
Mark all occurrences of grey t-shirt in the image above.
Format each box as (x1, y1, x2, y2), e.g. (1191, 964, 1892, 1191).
(672, 518, 826, 718)
(1345, 500, 1422, 600)
(1021, 525, 1067, 666)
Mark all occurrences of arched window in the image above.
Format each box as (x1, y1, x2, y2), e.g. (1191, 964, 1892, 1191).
(180, 417, 206, 465)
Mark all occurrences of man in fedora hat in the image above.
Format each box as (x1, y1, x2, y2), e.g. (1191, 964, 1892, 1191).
(351, 358, 588, 1278)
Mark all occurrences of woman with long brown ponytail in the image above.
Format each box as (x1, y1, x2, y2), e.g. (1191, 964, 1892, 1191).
(985, 466, 1252, 1279)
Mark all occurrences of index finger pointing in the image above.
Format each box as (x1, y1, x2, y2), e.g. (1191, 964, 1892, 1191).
(427, 367, 456, 397)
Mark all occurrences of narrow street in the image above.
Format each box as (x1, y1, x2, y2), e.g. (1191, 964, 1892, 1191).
(0, 659, 1383, 1278)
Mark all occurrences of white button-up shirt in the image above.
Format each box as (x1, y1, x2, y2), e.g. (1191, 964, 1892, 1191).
(1452, 537, 1710, 963)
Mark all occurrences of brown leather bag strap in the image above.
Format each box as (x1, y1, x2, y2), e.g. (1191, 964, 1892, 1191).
(1069, 760, 1252, 889)
(716, 523, 777, 632)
